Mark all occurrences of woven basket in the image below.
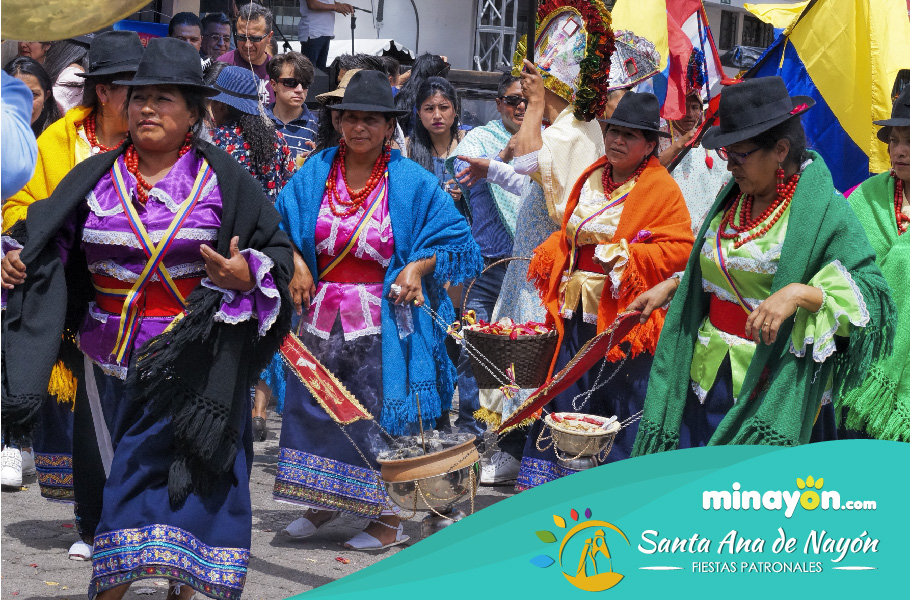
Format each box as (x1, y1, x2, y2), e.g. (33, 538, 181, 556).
(462, 257, 557, 390)
(464, 328, 558, 388)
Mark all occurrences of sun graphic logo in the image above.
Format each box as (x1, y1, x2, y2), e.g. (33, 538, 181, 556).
(796, 475, 824, 510)
(530, 508, 630, 592)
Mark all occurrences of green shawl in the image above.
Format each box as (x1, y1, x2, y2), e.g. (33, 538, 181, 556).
(632, 152, 896, 454)
(840, 172, 910, 441)
(445, 119, 520, 237)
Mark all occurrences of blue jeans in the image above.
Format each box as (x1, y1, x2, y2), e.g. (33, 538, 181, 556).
(454, 262, 507, 436)
(301, 36, 331, 72)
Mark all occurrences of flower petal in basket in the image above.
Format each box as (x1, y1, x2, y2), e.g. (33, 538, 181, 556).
(496, 311, 640, 433)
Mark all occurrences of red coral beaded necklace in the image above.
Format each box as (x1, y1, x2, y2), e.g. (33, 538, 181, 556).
(326, 139, 391, 217)
(601, 158, 648, 196)
(123, 132, 194, 204)
(894, 173, 909, 235)
(720, 167, 799, 248)
(83, 113, 126, 154)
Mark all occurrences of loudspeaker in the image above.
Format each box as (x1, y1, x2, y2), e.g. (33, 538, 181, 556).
(306, 67, 331, 108)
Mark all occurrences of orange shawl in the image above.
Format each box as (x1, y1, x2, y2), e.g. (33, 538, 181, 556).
(528, 155, 694, 377)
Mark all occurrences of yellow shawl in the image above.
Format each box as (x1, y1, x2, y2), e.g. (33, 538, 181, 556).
(3, 105, 93, 231)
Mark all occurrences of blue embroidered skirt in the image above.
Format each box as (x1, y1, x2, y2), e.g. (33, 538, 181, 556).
(274, 318, 388, 518)
(87, 366, 252, 600)
(32, 395, 75, 501)
(516, 314, 653, 491)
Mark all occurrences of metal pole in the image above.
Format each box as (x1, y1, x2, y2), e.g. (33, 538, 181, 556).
(526, 0, 537, 63)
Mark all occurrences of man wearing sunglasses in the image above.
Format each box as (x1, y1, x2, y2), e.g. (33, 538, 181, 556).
(217, 2, 275, 103)
(267, 51, 319, 165)
(443, 74, 531, 483)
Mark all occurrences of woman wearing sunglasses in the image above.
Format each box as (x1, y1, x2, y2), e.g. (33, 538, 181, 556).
(629, 76, 895, 454)
(835, 84, 910, 441)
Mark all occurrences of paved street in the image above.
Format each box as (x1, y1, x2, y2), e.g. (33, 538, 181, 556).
(1, 411, 514, 599)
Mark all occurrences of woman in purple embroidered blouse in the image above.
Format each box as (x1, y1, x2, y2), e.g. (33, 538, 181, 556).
(1, 39, 293, 600)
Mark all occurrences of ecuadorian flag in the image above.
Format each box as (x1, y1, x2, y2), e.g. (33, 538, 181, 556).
(612, 0, 723, 120)
(746, 0, 910, 192)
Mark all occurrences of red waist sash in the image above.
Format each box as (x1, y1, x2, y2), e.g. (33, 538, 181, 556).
(575, 244, 607, 274)
(92, 273, 201, 317)
(317, 253, 386, 284)
(709, 294, 750, 339)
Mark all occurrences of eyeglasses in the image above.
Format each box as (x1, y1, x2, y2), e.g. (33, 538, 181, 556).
(235, 33, 268, 43)
(721, 146, 761, 165)
(205, 34, 232, 43)
(498, 95, 528, 108)
(277, 77, 306, 89)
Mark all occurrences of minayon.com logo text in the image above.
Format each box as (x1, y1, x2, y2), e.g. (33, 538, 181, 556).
(702, 476, 876, 519)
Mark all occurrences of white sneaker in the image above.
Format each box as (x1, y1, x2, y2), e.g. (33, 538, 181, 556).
(1, 446, 23, 488)
(68, 540, 93, 561)
(21, 449, 36, 476)
(480, 451, 520, 485)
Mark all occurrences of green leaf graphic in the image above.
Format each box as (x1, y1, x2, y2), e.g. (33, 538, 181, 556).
(535, 530, 557, 543)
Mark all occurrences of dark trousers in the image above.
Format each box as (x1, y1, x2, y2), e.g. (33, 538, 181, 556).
(301, 36, 331, 72)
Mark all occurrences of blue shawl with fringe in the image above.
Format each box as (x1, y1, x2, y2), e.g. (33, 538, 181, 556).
(275, 148, 483, 435)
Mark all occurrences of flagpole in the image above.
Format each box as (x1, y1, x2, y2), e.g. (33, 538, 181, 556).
(526, 0, 537, 63)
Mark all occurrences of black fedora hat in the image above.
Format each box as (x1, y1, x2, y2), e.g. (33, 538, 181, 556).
(75, 31, 144, 79)
(329, 70, 409, 117)
(114, 37, 217, 96)
(598, 92, 670, 138)
(874, 84, 910, 142)
(702, 77, 814, 149)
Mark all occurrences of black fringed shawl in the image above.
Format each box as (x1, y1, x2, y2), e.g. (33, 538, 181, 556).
(1, 142, 293, 506)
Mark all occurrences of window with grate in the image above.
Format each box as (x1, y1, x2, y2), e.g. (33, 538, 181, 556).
(741, 15, 774, 48)
(718, 10, 737, 51)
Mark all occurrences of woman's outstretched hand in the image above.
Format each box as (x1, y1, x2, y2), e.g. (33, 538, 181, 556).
(201, 236, 255, 293)
(626, 277, 680, 324)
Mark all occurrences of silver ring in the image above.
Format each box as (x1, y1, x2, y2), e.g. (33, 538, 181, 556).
(390, 283, 402, 295)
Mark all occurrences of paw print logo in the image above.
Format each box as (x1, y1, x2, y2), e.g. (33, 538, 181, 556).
(530, 508, 630, 592)
(796, 476, 824, 510)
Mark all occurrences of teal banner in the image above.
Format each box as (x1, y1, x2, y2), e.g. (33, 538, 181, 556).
(291, 440, 908, 598)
